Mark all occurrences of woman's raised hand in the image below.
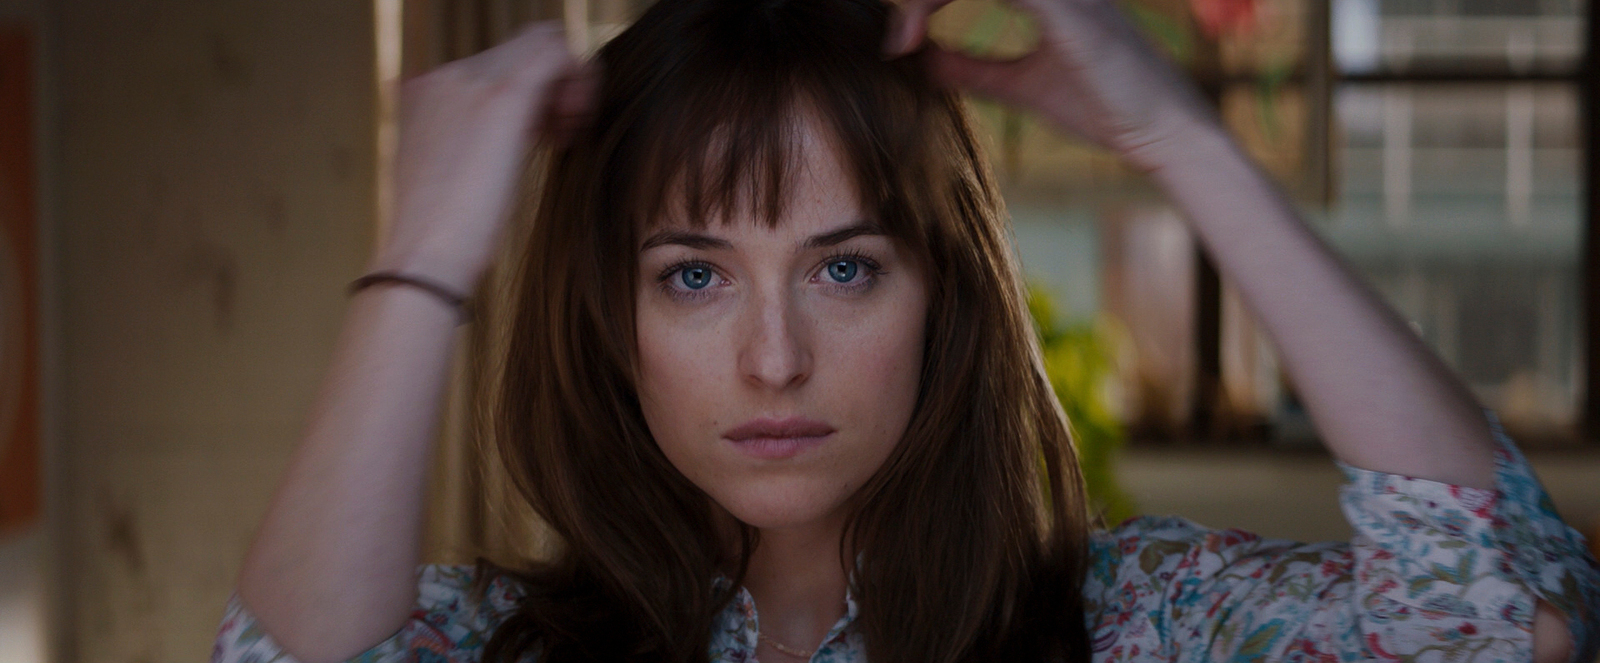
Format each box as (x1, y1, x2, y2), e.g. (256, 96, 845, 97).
(234, 28, 593, 663)
(373, 22, 597, 293)
(885, 0, 1216, 173)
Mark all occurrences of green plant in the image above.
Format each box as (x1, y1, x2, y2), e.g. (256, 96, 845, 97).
(1027, 285, 1139, 526)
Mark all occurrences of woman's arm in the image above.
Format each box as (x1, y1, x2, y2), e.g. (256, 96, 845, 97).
(1124, 110, 1581, 662)
(236, 288, 461, 663)
(889, 0, 1495, 487)
(1130, 126, 1570, 661)
(885, 0, 1573, 657)
(1139, 125, 1496, 489)
(234, 24, 592, 663)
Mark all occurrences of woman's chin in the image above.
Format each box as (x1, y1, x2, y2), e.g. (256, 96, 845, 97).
(712, 482, 850, 531)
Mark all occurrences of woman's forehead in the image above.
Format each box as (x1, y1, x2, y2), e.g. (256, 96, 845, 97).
(640, 197, 871, 242)
(632, 102, 872, 229)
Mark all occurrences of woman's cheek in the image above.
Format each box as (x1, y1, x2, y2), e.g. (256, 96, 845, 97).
(826, 285, 926, 447)
(635, 302, 724, 455)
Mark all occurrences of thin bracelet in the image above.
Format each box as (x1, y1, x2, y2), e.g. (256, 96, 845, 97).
(349, 271, 474, 325)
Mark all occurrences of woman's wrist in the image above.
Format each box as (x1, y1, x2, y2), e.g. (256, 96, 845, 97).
(1121, 112, 1238, 179)
(350, 272, 474, 325)
(363, 244, 485, 297)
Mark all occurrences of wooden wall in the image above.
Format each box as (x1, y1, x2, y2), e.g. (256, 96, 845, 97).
(50, 2, 375, 660)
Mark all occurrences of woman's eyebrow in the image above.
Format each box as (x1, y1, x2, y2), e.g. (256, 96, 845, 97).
(804, 221, 884, 249)
(639, 230, 733, 251)
(639, 221, 883, 252)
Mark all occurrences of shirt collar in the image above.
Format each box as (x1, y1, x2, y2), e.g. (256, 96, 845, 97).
(709, 575, 862, 662)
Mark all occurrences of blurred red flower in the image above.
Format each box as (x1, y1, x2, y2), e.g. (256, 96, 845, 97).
(1190, 0, 1257, 38)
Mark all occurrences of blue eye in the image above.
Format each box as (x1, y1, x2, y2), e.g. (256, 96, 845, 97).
(825, 260, 859, 283)
(679, 266, 715, 290)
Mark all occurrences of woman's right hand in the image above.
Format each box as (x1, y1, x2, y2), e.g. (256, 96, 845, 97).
(371, 22, 597, 293)
(232, 26, 594, 663)
(885, 0, 1216, 174)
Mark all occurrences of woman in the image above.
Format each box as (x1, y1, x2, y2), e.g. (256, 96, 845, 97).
(214, 0, 1598, 661)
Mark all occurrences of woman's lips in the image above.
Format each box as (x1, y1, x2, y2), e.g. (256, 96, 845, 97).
(722, 417, 835, 460)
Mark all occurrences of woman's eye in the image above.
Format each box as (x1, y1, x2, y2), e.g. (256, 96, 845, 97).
(679, 265, 716, 290)
(824, 260, 860, 283)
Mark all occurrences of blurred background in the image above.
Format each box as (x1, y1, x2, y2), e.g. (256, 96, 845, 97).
(0, 0, 1597, 660)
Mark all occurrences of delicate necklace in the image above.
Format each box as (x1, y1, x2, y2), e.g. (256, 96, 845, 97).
(757, 632, 816, 660)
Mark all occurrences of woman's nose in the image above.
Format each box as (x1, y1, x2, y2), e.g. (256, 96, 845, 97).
(736, 289, 813, 391)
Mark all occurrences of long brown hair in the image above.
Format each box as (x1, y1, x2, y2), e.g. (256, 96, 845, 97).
(482, 0, 1093, 661)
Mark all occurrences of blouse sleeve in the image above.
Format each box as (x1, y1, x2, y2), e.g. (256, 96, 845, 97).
(210, 564, 525, 663)
(1084, 414, 1600, 663)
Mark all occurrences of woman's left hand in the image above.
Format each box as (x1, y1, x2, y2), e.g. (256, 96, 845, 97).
(885, 0, 1217, 173)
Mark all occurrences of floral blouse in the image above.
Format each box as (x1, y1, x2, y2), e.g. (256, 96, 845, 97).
(214, 418, 1600, 663)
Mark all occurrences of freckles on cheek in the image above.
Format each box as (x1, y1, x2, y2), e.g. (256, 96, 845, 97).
(834, 317, 923, 418)
(637, 321, 727, 432)
(642, 324, 719, 379)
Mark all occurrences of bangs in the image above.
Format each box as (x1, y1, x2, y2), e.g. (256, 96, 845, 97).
(591, 0, 946, 240)
(634, 84, 815, 231)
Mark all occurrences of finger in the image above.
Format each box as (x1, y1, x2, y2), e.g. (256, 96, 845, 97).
(924, 43, 1035, 107)
(551, 59, 601, 120)
(886, 0, 1065, 57)
(542, 60, 601, 146)
(883, 0, 957, 57)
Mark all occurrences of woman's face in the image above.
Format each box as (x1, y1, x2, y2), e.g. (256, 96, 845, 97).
(634, 120, 928, 532)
